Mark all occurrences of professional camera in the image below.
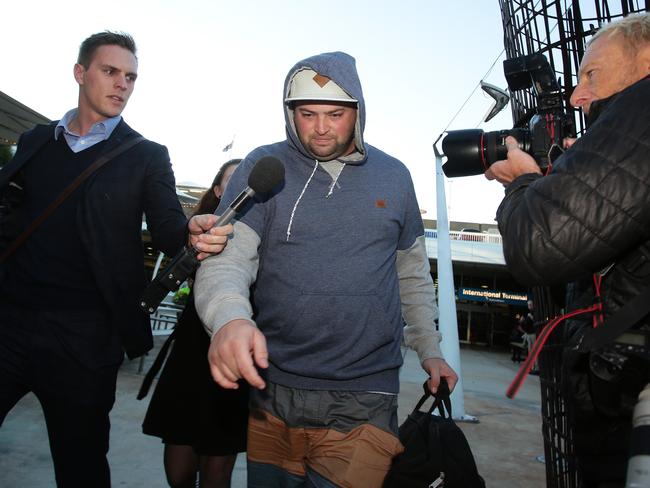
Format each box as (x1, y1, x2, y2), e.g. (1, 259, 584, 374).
(441, 53, 574, 177)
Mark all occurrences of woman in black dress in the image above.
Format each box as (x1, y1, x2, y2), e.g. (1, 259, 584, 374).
(141, 160, 247, 488)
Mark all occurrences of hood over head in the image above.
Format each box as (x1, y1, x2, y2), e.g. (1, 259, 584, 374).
(284, 51, 366, 162)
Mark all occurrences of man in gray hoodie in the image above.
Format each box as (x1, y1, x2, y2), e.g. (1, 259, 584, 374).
(195, 51, 457, 487)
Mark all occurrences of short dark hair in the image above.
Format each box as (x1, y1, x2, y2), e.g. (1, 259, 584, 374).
(77, 31, 137, 68)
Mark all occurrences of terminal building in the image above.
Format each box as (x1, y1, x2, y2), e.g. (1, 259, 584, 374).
(422, 219, 529, 349)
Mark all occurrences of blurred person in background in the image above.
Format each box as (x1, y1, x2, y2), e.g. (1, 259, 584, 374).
(141, 159, 247, 488)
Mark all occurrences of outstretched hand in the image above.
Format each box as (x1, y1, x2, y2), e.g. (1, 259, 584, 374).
(207, 319, 269, 390)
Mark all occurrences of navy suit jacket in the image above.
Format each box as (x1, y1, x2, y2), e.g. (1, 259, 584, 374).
(0, 119, 188, 358)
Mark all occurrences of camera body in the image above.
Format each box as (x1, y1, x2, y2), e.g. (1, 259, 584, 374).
(442, 53, 574, 177)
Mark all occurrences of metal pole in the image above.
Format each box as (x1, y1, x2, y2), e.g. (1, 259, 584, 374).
(433, 140, 477, 422)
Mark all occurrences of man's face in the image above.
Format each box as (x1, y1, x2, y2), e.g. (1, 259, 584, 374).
(74, 44, 138, 122)
(570, 34, 647, 115)
(293, 102, 357, 161)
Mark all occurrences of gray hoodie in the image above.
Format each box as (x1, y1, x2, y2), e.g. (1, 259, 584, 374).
(195, 52, 442, 393)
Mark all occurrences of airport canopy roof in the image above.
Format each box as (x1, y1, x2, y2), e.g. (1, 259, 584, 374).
(0, 91, 50, 145)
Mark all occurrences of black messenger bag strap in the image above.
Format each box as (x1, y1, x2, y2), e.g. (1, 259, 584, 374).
(578, 283, 650, 352)
(0, 135, 145, 264)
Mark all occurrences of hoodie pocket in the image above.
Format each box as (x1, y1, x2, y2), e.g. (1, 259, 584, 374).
(266, 291, 401, 380)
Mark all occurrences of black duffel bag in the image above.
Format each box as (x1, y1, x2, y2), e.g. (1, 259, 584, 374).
(384, 379, 485, 488)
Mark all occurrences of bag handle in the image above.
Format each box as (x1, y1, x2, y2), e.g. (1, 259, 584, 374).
(413, 378, 453, 419)
(0, 135, 145, 264)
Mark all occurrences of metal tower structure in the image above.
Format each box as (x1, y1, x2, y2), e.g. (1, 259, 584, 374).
(499, 0, 648, 135)
(496, 2, 648, 487)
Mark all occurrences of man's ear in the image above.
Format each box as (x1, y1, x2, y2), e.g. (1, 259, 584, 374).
(73, 63, 85, 85)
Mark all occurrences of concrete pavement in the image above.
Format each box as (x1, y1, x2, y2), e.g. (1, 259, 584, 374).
(0, 341, 546, 487)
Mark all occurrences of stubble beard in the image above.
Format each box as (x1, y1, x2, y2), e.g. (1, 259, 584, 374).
(305, 134, 355, 162)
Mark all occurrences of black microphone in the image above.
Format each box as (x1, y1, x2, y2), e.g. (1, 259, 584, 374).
(140, 156, 285, 313)
(212, 156, 285, 227)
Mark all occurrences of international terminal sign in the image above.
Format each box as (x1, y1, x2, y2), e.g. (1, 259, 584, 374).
(458, 287, 529, 306)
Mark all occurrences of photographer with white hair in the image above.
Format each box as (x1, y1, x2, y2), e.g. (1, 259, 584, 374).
(486, 13, 650, 488)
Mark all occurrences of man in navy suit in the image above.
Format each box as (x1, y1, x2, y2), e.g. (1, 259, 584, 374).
(0, 31, 231, 487)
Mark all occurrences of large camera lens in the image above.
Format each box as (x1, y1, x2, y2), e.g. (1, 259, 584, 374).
(441, 128, 528, 177)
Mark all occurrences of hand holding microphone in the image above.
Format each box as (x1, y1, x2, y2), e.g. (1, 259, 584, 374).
(187, 216, 233, 262)
(140, 156, 285, 313)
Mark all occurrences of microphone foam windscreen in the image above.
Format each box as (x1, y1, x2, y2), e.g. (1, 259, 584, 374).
(248, 156, 285, 193)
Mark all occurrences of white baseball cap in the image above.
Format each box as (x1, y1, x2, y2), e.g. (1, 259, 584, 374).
(285, 69, 357, 104)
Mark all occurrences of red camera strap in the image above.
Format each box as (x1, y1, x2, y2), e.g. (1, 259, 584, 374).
(506, 275, 603, 399)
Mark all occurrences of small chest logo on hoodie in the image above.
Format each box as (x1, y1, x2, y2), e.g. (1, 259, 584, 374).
(375, 199, 387, 209)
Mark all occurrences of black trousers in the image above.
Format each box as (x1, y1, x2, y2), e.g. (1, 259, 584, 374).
(0, 300, 123, 487)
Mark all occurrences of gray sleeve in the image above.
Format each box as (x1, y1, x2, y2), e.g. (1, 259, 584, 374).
(397, 235, 444, 361)
(194, 220, 261, 338)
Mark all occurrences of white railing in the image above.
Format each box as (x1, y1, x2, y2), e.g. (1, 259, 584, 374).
(424, 229, 502, 245)
(424, 228, 506, 265)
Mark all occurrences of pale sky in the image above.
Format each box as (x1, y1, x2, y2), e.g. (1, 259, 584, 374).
(3, 0, 515, 224)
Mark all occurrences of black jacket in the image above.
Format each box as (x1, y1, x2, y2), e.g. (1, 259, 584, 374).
(496, 77, 650, 320)
(0, 119, 188, 358)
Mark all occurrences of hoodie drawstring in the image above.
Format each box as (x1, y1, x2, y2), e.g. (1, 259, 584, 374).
(286, 160, 319, 241)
